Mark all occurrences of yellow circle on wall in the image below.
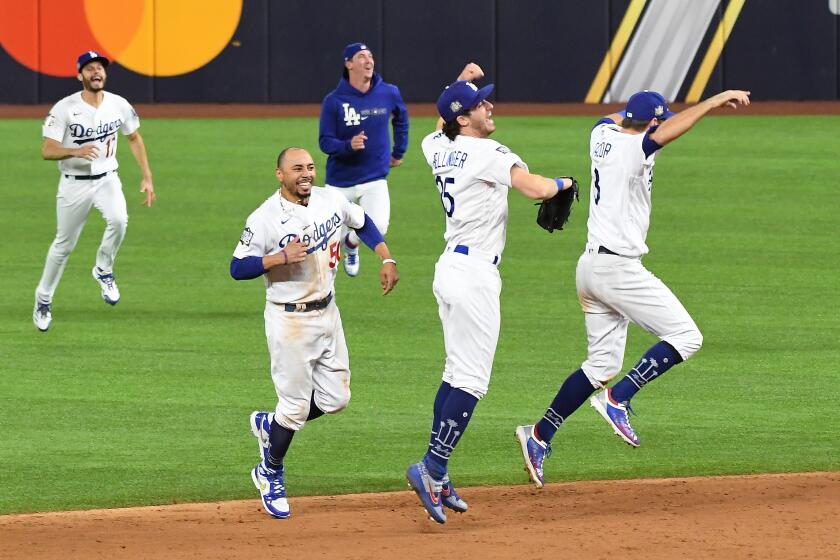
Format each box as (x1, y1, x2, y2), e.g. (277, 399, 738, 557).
(85, 0, 242, 77)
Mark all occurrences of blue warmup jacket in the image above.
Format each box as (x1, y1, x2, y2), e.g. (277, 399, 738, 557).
(319, 74, 409, 187)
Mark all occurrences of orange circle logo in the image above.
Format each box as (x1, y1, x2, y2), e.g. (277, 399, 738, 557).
(0, 0, 242, 77)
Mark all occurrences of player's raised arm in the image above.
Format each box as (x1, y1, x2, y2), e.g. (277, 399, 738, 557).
(650, 90, 751, 147)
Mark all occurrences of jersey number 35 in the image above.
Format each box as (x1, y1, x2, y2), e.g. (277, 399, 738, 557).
(436, 176, 455, 217)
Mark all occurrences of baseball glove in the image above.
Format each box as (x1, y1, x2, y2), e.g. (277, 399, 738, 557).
(536, 177, 579, 233)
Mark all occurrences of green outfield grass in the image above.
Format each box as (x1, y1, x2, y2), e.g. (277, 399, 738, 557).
(1, 114, 837, 514)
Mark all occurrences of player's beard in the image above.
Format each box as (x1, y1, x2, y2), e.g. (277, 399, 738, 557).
(82, 75, 106, 92)
(284, 180, 312, 206)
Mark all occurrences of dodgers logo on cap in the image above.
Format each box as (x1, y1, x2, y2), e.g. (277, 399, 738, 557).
(77, 50, 109, 72)
(436, 80, 495, 122)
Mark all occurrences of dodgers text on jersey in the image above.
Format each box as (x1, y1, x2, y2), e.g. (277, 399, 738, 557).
(278, 212, 343, 254)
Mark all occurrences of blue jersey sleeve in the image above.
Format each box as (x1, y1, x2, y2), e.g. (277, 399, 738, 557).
(319, 96, 353, 157)
(390, 87, 409, 160)
(592, 117, 614, 129)
(230, 256, 266, 280)
(642, 124, 663, 158)
(354, 213, 385, 250)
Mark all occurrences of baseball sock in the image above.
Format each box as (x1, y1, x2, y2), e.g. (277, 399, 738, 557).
(344, 233, 359, 252)
(535, 368, 596, 444)
(424, 387, 478, 480)
(307, 392, 325, 421)
(430, 381, 453, 435)
(610, 341, 684, 403)
(267, 417, 294, 469)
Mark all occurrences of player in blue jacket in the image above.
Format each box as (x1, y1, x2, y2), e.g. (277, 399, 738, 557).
(319, 42, 409, 277)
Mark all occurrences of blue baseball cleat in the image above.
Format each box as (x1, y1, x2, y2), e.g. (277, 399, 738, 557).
(515, 425, 551, 488)
(406, 461, 446, 524)
(251, 462, 290, 519)
(590, 388, 640, 447)
(441, 475, 468, 513)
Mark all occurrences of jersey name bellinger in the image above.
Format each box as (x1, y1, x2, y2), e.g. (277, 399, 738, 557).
(277, 213, 343, 253)
(432, 150, 469, 170)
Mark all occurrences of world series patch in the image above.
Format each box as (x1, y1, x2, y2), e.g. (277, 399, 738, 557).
(239, 227, 254, 246)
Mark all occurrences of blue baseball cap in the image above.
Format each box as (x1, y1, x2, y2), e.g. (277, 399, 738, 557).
(436, 80, 495, 122)
(625, 90, 674, 121)
(77, 50, 109, 72)
(343, 42, 370, 61)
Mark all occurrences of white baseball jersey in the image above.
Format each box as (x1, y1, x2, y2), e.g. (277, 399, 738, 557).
(587, 122, 660, 257)
(42, 91, 139, 176)
(421, 131, 526, 258)
(233, 188, 365, 304)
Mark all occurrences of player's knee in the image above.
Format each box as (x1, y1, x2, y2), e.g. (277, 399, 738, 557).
(50, 238, 77, 258)
(107, 214, 128, 234)
(315, 391, 351, 415)
(670, 328, 703, 361)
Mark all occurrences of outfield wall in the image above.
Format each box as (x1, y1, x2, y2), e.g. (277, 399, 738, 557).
(0, 0, 837, 104)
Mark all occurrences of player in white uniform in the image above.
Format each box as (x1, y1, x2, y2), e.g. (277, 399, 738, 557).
(516, 89, 751, 488)
(230, 147, 398, 519)
(33, 50, 155, 331)
(405, 64, 577, 524)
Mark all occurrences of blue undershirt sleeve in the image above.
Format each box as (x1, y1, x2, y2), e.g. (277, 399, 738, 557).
(230, 256, 266, 280)
(642, 124, 663, 158)
(354, 213, 385, 250)
(592, 117, 614, 129)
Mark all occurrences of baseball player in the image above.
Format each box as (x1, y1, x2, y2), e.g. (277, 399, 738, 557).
(33, 50, 155, 332)
(319, 42, 408, 277)
(230, 147, 398, 519)
(405, 63, 577, 524)
(516, 89, 751, 488)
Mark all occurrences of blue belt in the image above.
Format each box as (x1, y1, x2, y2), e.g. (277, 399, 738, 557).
(283, 292, 332, 312)
(453, 244, 499, 265)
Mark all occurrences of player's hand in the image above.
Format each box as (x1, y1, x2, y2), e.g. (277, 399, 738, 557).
(140, 178, 156, 207)
(711, 90, 751, 110)
(75, 145, 99, 160)
(389, 156, 403, 168)
(350, 131, 367, 151)
(282, 237, 308, 264)
(380, 262, 399, 295)
(457, 62, 484, 82)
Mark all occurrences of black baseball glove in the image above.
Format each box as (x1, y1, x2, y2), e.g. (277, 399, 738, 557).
(536, 177, 579, 233)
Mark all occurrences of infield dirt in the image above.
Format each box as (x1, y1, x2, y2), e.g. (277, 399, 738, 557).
(2, 472, 838, 560)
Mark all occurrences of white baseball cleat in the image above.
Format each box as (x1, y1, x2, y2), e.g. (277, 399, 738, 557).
(33, 299, 52, 332)
(343, 249, 360, 277)
(92, 266, 120, 305)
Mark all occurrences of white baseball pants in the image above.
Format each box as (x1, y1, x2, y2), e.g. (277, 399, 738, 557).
(576, 247, 703, 387)
(35, 172, 128, 302)
(264, 300, 351, 431)
(433, 249, 502, 399)
(326, 179, 390, 246)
